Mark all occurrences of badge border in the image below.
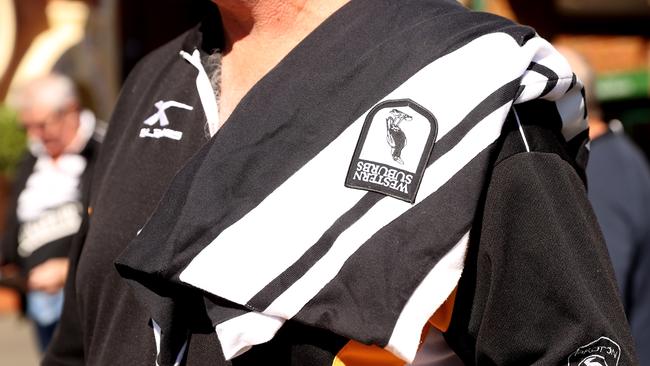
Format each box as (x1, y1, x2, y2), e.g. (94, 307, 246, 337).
(345, 99, 438, 203)
(567, 336, 621, 366)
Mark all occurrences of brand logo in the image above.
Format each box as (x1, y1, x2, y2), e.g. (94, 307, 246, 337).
(345, 99, 437, 203)
(568, 337, 621, 366)
(139, 100, 193, 140)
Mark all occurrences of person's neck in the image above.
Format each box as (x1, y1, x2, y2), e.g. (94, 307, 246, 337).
(211, 0, 349, 123)
(215, 0, 347, 51)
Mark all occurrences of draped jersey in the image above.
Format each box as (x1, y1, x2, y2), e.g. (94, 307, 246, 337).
(44, 1, 639, 366)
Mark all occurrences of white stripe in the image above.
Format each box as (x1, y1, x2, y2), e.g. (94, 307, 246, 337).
(180, 49, 220, 136)
(174, 341, 188, 366)
(516, 71, 548, 102)
(151, 319, 189, 366)
(215, 312, 285, 360)
(513, 108, 531, 153)
(510, 39, 587, 142)
(152, 320, 162, 366)
(264, 103, 510, 319)
(386, 232, 469, 362)
(515, 68, 575, 105)
(514, 37, 576, 104)
(534, 51, 575, 102)
(181, 121, 367, 302)
(180, 32, 545, 302)
(556, 85, 588, 141)
(216, 103, 512, 360)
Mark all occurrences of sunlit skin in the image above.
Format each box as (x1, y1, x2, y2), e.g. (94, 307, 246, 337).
(28, 258, 69, 294)
(210, 0, 349, 123)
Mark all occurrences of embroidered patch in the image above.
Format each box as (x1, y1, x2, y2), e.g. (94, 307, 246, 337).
(345, 99, 437, 203)
(568, 337, 621, 366)
(139, 100, 193, 140)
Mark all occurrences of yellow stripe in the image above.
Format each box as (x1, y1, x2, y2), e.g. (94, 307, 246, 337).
(332, 355, 346, 366)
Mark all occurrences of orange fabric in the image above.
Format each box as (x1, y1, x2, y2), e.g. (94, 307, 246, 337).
(428, 287, 457, 332)
(332, 287, 457, 366)
(333, 341, 405, 366)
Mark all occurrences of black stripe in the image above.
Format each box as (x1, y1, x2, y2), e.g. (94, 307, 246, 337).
(527, 62, 559, 98)
(580, 86, 588, 119)
(204, 292, 251, 325)
(569, 73, 578, 91)
(514, 84, 526, 102)
(295, 147, 494, 346)
(514, 99, 564, 132)
(499, 24, 537, 46)
(246, 192, 385, 310)
(567, 129, 589, 182)
(428, 78, 521, 163)
(247, 78, 522, 311)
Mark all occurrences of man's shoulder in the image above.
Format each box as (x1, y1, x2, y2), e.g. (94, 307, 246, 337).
(397, 0, 534, 46)
(126, 27, 197, 84)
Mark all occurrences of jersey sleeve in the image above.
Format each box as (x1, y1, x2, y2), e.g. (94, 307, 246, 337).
(630, 203, 650, 365)
(445, 148, 639, 365)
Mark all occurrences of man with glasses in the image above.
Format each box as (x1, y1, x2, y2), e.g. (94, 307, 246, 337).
(0, 73, 100, 351)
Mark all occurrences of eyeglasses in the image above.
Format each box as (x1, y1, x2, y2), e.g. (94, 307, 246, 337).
(20, 107, 72, 134)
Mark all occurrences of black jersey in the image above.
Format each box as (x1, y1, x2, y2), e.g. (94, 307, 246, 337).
(45, 1, 638, 366)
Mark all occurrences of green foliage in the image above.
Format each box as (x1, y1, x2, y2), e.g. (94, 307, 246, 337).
(0, 105, 26, 177)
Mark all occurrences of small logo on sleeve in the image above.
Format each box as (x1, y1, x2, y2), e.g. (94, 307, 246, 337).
(568, 337, 621, 366)
(345, 99, 437, 203)
(139, 100, 193, 140)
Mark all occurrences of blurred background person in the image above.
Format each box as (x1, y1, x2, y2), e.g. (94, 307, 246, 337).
(0, 2, 213, 363)
(0, 73, 100, 352)
(557, 45, 650, 366)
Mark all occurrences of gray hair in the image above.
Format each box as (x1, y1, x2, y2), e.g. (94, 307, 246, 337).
(9, 73, 79, 113)
(206, 51, 222, 107)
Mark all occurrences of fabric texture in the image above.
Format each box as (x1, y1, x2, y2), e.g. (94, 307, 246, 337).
(44, 1, 638, 365)
(587, 130, 650, 366)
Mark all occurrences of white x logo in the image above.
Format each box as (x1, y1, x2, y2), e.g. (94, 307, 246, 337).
(140, 100, 193, 141)
(143, 100, 193, 126)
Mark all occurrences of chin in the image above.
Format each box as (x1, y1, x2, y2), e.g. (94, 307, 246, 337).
(45, 147, 64, 158)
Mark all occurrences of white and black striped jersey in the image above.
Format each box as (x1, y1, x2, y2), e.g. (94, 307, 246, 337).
(45, 1, 638, 366)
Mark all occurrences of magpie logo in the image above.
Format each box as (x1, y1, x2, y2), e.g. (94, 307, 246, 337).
(568, 337, 620, 366)
(346, 99, 437, 203)
(386, 109, 412, 165)
(139, 100, 193, 141)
